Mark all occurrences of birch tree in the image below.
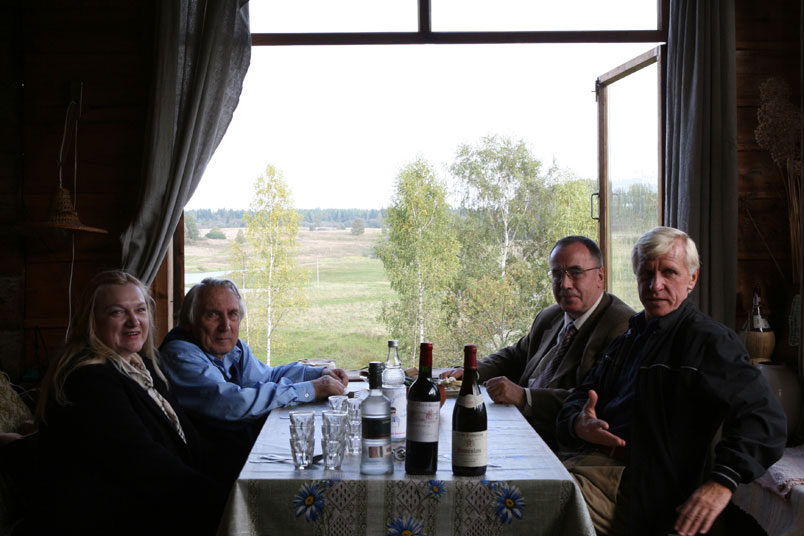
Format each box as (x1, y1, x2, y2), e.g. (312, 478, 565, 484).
(244, 165, 306, 364)
(451, 135, 546, 277)
(376, 158, 459, 366)
(445, 138, 596, 355)
(229, 229, 251, 345)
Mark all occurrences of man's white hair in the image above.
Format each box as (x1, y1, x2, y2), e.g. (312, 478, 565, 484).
(180, 277, 246, 330)
(631, 226, 700, 276)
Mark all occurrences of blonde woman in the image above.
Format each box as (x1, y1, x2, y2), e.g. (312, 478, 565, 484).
(33, 270, 227, 535)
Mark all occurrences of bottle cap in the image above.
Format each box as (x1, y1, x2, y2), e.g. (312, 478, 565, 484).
(368, 361, 385, 388)
(463, 344, 477, 369)
(388, 340, 399, 347)
(419, 342, 433, 368)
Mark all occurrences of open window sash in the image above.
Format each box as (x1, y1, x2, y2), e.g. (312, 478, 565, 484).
(596, 46, 664, 310)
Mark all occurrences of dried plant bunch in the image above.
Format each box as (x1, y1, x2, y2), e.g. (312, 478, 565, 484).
(754, 77, 802, 284)
(755, 77, 801, 169)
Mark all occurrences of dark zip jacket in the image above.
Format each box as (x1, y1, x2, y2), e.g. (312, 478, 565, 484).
(557, 297, 786, 534)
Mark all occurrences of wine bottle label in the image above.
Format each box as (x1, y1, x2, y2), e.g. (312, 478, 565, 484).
(753, 315, 770, 329)
(452, 430, 487, 467)
(407, 401, 440, 442)
(364, 442, 392, 459)
(362, 416, 391, 439)
(456, 393, 484, 409)
(382, 386, 408, 440)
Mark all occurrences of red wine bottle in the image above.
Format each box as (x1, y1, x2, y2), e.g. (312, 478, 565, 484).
(405, 342, 440, 475)
(452, 344, 487, 476)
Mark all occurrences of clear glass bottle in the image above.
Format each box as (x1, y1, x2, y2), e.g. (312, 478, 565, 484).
(360, 361, 394, 474)
(382, 340, 407, 441)
(382, 340, 406, 386)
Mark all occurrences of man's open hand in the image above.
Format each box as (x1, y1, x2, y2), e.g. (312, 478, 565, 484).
(573, 389, 626, 447)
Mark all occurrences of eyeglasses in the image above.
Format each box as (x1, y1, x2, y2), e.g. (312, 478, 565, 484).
(548, 266, 601, 281)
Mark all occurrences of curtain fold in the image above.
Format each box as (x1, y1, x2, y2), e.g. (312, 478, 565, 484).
(665, 0, 737, 326)
(121, 0, 251, 285)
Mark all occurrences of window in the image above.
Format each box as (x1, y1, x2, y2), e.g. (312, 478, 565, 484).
(596, 47, 663, 309)
(180, 1, 667, 363)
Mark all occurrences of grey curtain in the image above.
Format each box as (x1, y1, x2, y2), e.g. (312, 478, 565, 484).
(799, 1, 803, 396)
(665, 0, 737, 326)
(121, 0, 251, 285)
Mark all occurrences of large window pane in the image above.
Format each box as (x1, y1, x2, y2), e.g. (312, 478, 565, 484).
(188, 43, 653, 365)
(252, 0, 418, 33)
(432, 0, 658, 32)
(606, 62, 659, 311)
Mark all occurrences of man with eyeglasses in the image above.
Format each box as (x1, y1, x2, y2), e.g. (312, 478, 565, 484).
(441, 235, 634, 449)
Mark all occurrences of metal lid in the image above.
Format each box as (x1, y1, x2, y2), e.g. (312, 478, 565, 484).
(368, 361, 385, 388)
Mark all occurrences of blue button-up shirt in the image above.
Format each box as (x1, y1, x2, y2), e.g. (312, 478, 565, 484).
(159, 327, 322, 425)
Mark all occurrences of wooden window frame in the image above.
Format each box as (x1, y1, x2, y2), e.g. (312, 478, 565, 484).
(252, 0, 668, 46)
(595, 45, 666, 290)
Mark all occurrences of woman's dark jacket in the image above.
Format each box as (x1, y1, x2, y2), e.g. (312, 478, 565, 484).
(557, 297, 786, 534)
(32, 357, 228, 535)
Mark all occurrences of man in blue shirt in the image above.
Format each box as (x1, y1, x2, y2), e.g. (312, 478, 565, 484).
(160, 277, 349, 478)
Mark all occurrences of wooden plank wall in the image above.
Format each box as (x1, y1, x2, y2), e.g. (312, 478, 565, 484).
(736, 0, 801, 368)
(5, 1, 154, 386)
(0, 5, 25, 381)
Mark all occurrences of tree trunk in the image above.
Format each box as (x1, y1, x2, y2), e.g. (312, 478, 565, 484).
(417, 260, 425, 344)
(241, 259, 250, 346)
(266, 245, 275, 365)
(501, 205, 510, 278)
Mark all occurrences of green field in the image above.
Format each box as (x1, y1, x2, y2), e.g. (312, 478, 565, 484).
(185, 228, 397, 369)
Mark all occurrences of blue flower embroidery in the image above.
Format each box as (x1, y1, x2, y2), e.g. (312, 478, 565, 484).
(293, 482, 325, 522)
(426, 479, 446, 498)
(387, 515, 425, 536)
(481, 479, 501, 493)
(494, 484, 524, 524)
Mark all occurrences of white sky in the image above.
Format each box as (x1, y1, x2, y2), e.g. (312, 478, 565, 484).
(187, 2, 659, 211)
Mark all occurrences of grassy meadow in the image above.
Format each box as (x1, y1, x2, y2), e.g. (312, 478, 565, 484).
(185, 228, 397, 369)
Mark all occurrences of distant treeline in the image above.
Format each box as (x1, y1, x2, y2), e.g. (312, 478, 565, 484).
(187, 208, 386, 229)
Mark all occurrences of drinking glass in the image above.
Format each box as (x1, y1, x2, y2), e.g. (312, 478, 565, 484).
(328, 395, 348, 412)
(345, 397, 362, 455)
(288, 411, 315, 469)
(321, 410, 348, 469)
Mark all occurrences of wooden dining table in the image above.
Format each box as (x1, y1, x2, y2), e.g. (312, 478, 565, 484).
(217, 382, 595, 536)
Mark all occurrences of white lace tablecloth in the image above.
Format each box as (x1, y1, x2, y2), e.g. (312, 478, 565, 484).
(732, 446, 804, 536)
(217, 387, 594, 536)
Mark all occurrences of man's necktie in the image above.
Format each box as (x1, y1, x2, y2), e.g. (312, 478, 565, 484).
(532, 323, 578, 389)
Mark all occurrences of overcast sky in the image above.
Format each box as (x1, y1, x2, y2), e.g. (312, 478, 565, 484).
(187, 2, 658, 211)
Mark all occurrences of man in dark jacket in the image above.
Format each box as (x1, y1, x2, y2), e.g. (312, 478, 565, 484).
(442, 236, 634, 449)
(557, 226, 786, 536)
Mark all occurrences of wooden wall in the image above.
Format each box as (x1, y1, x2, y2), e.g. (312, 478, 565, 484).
(0, 0, 801, 388)
(736, 0, 801, 368)
(0, 5, 25, 382)
(1, 1, 154, 386)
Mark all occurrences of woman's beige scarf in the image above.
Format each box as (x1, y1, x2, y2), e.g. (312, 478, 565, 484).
(119, 355, 186, 444)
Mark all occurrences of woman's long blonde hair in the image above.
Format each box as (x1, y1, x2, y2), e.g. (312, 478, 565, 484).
(36, 270, 164, 422)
